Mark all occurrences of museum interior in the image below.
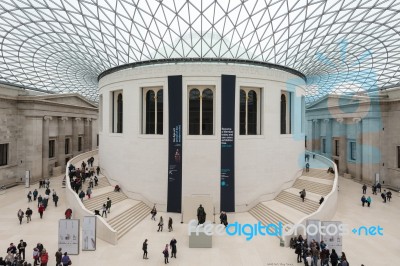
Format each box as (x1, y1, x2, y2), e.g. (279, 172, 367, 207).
(0, 1, 399, 265)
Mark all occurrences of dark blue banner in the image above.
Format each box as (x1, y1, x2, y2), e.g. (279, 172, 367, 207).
(167, 75, 183, 213)
(221, 75, 236, 212)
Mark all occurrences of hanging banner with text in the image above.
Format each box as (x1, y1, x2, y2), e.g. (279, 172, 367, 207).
(221, 75, 236, 212)
(167, 75, 183, 213)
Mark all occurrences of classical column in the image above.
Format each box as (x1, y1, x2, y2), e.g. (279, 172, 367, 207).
(337, 118, 348, 175)
(312, 119, 320, 153)
(324, 118, 332, 158)
(72, 117, 81, 156)
(58, 117, 68, 172)
(84, 118, 92, 152)
(42, 116, 52, 178)
(354, 118, 362, 180)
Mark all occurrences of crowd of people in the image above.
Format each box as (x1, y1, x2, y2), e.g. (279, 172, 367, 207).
(291, 235, 350, 266)
(361, 182, 394, 207)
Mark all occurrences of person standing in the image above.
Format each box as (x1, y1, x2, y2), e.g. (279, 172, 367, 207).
(387, 190, 392, 202)
(170, 238, 177, 258)
(300, 189, 306, 202)
(168, 217, 173, 232)
(38, 204, 45, 219)
(86, 187, 92, 199)
(17, 240, 27, 261)
(361, 195, 366, 207)
(33, 189, 38, 201)
(101, 204, 107, 218)
(142, 239, 148, 259)
(106, 197, 112, 213)
(362, 184, 367, 194)
(376, 182, 381, 192)
(150, 205, 157, 221)
(94, 176, 98, 186)
(55, 248, 62, 266)
(96, 166, 100, 175)
(330, 249, 339, 266)
(162, 244, 169, 264)
(37, 195, 43, 208)
(65, 208, 72, 219)
(61, 252, 71, 265)
(25, 207, 32, 223)
(319, 196, 325, 205)
(381, 190, 387, 203)
(32, 247, 40, 266)
(79, 190, 85, 202)
(17, 209, 24, 224)
(54, 194, 59, 207)
(157, 216, 164, 232)
(305, 162, 310, 172)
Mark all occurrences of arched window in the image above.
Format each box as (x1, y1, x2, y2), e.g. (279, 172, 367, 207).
(143, 88, 163, 134)
(280, 94, 286, 134)
(240, 88, 261, 135)
(156, 90, 163, 134)
(202, 89, 213, 135)
(146, 90, 155, 134)
(189, 89, 200, 135)
(188, 86, 214, 135)
(117, 93, 123, 133)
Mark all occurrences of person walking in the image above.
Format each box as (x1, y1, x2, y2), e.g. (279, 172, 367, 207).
(17, 240, 27, 261)
(94, 176, 98, 186)
(27, 191, 32, 202)
(65, 208, 72, 219)
(40, 248, 49, 266)
(96, 166, 100, 175)
(367, 196, 372, 207)
(17, 209, 24, 225)
(162, 244, 169, 264)
(157, 216, 164, 232)
(361, 195, 366, 207)
(33, 189, 38, 201)
(86, 187, 92, 199)
(381, 190, 387, 203)
(170, 238, 177, 258)
(54, 194, 59, 207)
(38, 204, 45, 219)
(106, 197, 112, 213)
(168, 217, 173, 232)
(305, 162, 310, 172)
(55, 248, 62, 266)
(32, 247, 40, 266)
(79, 190, 85, 202)
(142, 239, 148, 259)
(25, 207, 32, 223)
(151, 205, 157, 221)
(101, 204, 107, 218)
(37, 195, 43, 208)
(300, 189, 306, 202)
(330, 249, 339, 266)
(387, 190, 392, 202)
(61, 252, 71, 265)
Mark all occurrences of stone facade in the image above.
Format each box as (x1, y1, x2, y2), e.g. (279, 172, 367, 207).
(306, 88, 400, 189)
(0, 84, 98, 185)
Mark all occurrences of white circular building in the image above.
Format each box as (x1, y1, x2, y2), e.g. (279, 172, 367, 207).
(98, 59, 306, 213)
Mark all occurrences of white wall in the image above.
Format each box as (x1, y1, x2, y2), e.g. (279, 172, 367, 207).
(99, 63, 305, 212)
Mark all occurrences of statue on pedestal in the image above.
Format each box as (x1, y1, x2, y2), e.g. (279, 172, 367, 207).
(197, 204, 206, 225)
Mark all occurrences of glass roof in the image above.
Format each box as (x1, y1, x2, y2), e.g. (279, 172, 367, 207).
(1, 0, 400, 102)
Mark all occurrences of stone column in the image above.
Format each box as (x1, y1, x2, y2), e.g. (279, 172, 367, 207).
(324, 118, 332, 158)
(72, 118, 81, 156)
(354, 118, 362, 180)
(84, 118, 92, 152)
(58, 117, 68, 172)
(42, 116, 52, 178)
(337, 118, 348, 175)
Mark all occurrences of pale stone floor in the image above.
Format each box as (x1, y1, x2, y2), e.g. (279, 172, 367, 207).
(0, 174, 398, 266)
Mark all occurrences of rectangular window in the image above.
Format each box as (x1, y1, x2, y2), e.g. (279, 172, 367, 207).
(49, 140, 55, 158)
(96, 134, 99, 147)
(78, 137, 83, 152)
(350, 141, 356, 161)
(0, 143, 8, 166)
(65, 138, 70, 154)
(335, 139, 339, 156)
(397, 146, 400, 168)
(142, 87, 163, 134)
(240, 87, 262, 135)
(322, 138, 326, 153)
(111, 90, 123, 133)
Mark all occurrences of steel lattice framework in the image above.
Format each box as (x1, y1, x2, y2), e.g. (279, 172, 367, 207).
(1, 0, 400, 102)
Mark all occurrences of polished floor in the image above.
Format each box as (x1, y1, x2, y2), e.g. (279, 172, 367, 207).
(0, 173, 398, 265)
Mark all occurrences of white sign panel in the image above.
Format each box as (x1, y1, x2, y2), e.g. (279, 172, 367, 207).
(321, 221, 342, 254)
(82, 216, 96, 251)
(306, 219, 321, 247)
(58, 219, 80, 255)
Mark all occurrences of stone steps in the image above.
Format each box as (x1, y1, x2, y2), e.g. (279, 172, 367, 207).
(108, 202, 151, 239)
(249, 203, 293, 236)
(292, 179, 332, 196)
(275, 191, 320, 215)
(83, 191, 128, 212)
(82, 177, 111, 191)
(303, 169, 334, 180)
